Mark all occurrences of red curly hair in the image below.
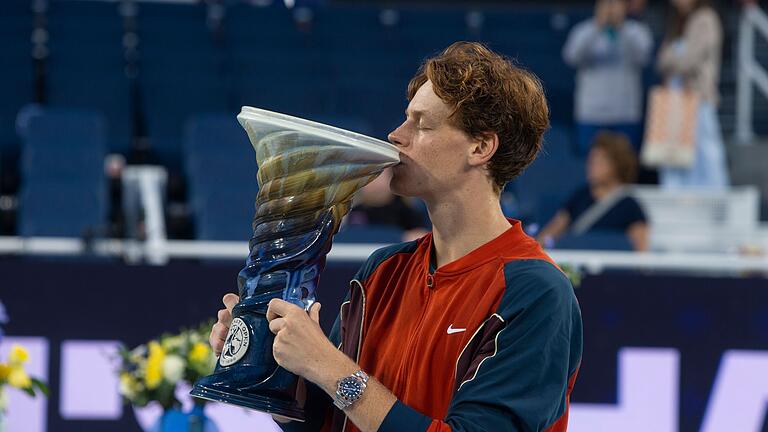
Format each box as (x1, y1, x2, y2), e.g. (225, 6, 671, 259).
(407, 42, 550, 191)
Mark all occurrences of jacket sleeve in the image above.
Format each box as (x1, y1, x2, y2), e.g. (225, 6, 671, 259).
(378, 262, 583, 432)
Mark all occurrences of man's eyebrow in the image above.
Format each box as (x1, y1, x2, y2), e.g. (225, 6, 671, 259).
(405, 109, 427, 119)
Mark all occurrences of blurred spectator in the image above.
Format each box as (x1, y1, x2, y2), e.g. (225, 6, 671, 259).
(346, 168, 429, 242)
(537, 131, 649, 251)
(627, 0, 648, 19)
(656, 0, 729, 189)
(563, 0, 653, 155)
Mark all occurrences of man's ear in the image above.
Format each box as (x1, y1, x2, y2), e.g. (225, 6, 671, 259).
(468, 132, 499, 167)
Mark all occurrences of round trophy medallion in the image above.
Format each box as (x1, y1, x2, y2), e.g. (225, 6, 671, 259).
(220, 318, 250, 367)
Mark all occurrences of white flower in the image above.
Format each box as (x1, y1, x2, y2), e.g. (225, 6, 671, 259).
(130, 344, 147, 360)
(119, 374, 137, 400)
(162, 355, 185, 384)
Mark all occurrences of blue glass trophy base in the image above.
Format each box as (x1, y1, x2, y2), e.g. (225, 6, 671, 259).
(190, 380, 305, 422)
(189, 298, 309, 421)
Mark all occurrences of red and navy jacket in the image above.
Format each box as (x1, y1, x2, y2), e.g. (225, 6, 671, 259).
(287, 219, 583, 432)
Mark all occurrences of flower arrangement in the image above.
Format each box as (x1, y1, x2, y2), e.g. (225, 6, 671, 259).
(0, 345, 49, 412)
(0, 301, 49, 417)
(118, 320, 217, 409)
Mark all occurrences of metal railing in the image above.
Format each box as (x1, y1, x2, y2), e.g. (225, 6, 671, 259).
(736, 4, 768, 143)
(0, 236, 766, 275)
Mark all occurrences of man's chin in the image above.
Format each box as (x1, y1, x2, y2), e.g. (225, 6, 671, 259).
(389, 179, 415, 198)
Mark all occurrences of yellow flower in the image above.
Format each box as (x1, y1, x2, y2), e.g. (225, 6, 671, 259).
(8, 367, 31, 389)
(119, 372, 140, 399)
(8, 345, 29, 366)
(188, 342, 211, 364)
(0, 363, 10, 381)
(161, 335, 183, 352)
(145, 341, 165, 390)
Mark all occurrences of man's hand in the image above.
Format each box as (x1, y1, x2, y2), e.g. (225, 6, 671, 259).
(266, 299, 354, 386)
(210, 296, 396, 431)
(209, 293, 239, 356)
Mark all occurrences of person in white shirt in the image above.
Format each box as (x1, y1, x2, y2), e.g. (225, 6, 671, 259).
(563, 0, 653, 155)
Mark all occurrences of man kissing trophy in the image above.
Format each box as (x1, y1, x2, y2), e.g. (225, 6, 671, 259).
(190, 107, 400, 421)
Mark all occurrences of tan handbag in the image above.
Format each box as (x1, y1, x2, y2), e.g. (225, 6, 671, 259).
(641, 86, 699, 168)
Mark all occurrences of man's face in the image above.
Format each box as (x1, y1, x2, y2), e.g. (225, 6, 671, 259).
(387, 80, 475, 200)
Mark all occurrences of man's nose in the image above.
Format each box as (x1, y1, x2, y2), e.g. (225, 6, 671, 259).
(388, 124, 407, 148)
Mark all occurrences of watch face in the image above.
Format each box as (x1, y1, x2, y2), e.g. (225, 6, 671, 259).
(340, 377, 363, 398)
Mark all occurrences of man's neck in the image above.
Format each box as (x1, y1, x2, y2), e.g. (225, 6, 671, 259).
(425, 189, 512, 269)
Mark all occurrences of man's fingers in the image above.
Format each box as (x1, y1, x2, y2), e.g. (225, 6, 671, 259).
(309, 302, 322, 324)
(212, 322, 229, 342)
(269, 317, 286, 335)
(210, 322, 229, 355)
(217, 308, 233, 327)
(222, 293, 239, 312)
(266, 298, 293, 322)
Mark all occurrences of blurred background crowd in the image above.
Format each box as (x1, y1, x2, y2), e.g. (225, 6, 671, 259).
(0, 0, 766, 256)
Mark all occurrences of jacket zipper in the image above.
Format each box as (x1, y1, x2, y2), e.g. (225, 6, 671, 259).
(349, 279, 366, 363)
(342, 280, 366, 432)
(398, 273, 435, 389)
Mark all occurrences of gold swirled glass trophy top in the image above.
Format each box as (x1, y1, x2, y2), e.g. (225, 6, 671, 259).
(190, 108, 400, 419)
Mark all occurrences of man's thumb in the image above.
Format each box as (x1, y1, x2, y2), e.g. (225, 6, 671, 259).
(310, 302, 322, 324)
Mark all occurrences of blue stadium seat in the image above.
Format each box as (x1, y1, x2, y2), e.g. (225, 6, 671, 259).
(183, 113, 256, 188)
(46, 0, 131, 155)
(18, 109, 108, 237)
(0, 0, 33, 162)
(482, 9, 582, 125)
(22, 109, 107, 182)
(312, 6, 405, 55)
(335, 224, 404, 244)
(24, 108, 107, 151)
(18, 180, 107, 237)
(554, 231, 633, 251)
(515, 153, 586, 226)
(334, 71, 409, 139)
(397, 8, 473, 55)
(225, 5, 309, 55)
(308, 115, 373, 136)
(540, 125, 575, 161)
(137, 2, 229, 167)
(194, 189, 258, 241)
(183, 113, 259, 240)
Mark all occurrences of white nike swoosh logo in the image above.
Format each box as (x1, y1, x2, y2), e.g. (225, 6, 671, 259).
(447, 325, 466, 335)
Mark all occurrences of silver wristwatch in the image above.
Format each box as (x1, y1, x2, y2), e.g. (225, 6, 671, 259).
(333, 370, 369, 410)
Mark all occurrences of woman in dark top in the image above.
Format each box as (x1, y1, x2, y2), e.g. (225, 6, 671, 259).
(538, 131, 649, 250)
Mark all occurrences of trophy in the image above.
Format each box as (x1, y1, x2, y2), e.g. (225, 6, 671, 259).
(190, 107, 400, 421)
